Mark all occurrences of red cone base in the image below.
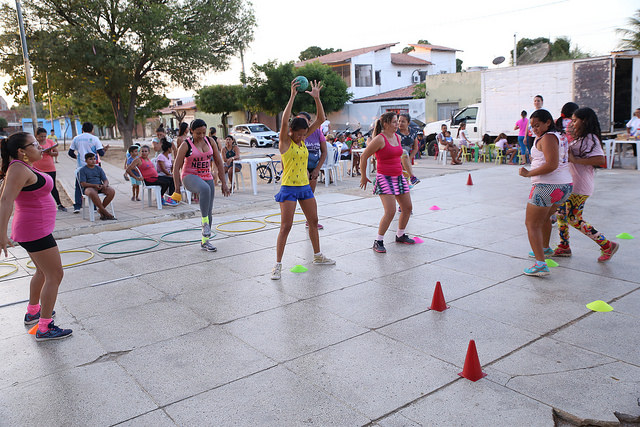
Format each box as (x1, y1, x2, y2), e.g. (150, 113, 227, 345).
(430, 281, 449, 311)
(458, 340, 487, 381)
(466, 174, 473, 186)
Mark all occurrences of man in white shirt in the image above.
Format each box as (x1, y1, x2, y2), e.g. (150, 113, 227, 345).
(626, 108, 640, 156)
(69, 122, 109, 213)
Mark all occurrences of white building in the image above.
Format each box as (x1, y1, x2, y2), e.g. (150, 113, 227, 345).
(296, 42, 459, 100)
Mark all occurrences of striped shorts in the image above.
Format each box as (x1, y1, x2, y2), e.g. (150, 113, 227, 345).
(528, 183, 573, 207)
(373, 173, 410, 195)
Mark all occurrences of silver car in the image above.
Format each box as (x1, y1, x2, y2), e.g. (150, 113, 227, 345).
(230, 123, 279, 148)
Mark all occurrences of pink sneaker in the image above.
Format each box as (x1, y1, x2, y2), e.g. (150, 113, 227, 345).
(598, 242, 619, 262)
(553, 245, 572, 257)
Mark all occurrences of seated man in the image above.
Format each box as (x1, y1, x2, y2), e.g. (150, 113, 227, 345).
(78, 153, 116, 220)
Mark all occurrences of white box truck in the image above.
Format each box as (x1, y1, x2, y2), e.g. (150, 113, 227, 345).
(423, 53, 640, 143)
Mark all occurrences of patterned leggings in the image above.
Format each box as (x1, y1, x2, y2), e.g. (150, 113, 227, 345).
(556, 194, 609, 248)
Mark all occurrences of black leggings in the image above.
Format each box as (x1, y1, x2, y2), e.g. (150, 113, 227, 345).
(43, 171, 62, 206)
(145, 175, 174, 196)
(18, 234, 57, 252)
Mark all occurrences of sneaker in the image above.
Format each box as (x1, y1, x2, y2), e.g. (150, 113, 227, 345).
(162, 197, 178, 207)
(523, 263, 550, 277)
(395, 234, 416, 244)
(202, 222, 211, 238)
(304, 222, 324, 230)
(313, 254, 336, 265)
(271, 264, 282, 280)
(35, 321, 72, 341)
(57, 205, 67, 212)
(598, 241, 619, 262)
(24, 310, 55, 326)
(373, 240, 386, 253)
(200, 240, 217, 252)
(553, 245, 572, 257)
(73, 208, 81, 214)
(410, 176, 420, 186)
(528, 247, 554, 258)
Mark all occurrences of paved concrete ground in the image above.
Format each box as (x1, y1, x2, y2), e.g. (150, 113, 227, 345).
(1, 158, 639, 426)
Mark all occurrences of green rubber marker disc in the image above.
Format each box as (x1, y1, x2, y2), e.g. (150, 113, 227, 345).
(616, 233, 634, 240)
(290, 265, 308, 273)
(586, 300, 613, 312)
(546, 259, 559, 267)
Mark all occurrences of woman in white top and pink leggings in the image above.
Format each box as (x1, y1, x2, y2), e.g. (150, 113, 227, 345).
(519, 109, 573, 276)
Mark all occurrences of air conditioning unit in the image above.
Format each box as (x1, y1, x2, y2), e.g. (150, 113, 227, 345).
(412, 75, 420, 83)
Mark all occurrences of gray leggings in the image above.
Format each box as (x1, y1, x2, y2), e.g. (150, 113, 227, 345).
(182, 174, 215, 224)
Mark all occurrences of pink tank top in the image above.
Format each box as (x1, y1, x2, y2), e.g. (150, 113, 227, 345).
(138, 158, 158, 181)
(10, 160, 57, 242)
(181, 138, 214, 180)
(530, 132, 572, 185)
(375, 134, 403, 176)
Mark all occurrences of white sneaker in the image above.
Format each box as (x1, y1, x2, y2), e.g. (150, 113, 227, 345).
(313, 254, 336, 265)
(271, 264, 282, 280)
(200, 240, 217, 252)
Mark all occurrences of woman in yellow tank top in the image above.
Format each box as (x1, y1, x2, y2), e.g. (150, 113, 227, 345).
(271, 79, 336, 280)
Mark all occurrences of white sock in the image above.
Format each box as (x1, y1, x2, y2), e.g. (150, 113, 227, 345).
(314, 252, 322, 257)
(396, 229, 405, 238)
(376, 234, 384, 241)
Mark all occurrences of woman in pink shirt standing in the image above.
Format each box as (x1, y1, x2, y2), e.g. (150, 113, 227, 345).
(32, 127, 67, 211)
(359, 112, 415, 253)
(514, 110, 529, 163)
(0, 132, 72, 341)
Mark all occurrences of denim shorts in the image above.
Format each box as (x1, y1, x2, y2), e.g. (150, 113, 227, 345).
(274, 185, 315, 202)
(528, 183, 573, 207)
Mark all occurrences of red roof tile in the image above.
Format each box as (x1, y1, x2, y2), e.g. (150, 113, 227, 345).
(352, 84, 419, 103)
(391, 53, 432, 66)
(296, 43, 398, 66)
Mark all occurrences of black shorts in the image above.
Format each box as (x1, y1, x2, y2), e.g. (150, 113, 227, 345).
(18, 234, 57, 253)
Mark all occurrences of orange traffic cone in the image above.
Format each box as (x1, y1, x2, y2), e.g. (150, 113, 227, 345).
(28, 324, 38, 335)
(458, 340, 487, 381)
(430, 281, 449, 312)
(466, 174, 473, 185)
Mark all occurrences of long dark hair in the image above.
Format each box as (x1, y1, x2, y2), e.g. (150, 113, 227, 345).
(178, 122, 189, 137)
(555, 102, 579, 132)
(530, 109, 556, 136)
(1, 132, 30, 179)
(373, 112, 396, 137)
(572, 107, 602, 157)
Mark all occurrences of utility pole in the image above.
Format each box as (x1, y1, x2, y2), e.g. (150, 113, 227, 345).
(15, 0, 38, 134)
(513, 33, 517, 66)
(46, 72, 54, 132)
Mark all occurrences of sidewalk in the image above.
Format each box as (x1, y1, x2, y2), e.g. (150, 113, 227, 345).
(1, 162, 639, 426)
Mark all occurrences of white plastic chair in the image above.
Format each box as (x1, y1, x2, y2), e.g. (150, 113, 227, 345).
(320, 145, 339, 187)
(75, 168, 115, 222)
(136, 167, 163, 210)
(437, 143, 449, 165)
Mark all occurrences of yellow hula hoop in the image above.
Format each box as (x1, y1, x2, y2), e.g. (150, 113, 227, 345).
(264, 212, 306, 224)
(215, 219, 266, 233)
(26, 249, 95, 269)
(0, 262, 19, 279)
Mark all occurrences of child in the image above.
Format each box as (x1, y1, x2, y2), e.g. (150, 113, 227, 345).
(553, 107, 618, 262)
(79, 153, 117, 220)
(494, 133, 518, 163)
(126, 145, 142, 201)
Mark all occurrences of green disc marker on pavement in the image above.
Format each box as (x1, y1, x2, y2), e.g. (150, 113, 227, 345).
(586, 300, 613, 312)
(546, 259, 559, 267)
(290, 265, 308, 273)
(616, 233, 634, 240)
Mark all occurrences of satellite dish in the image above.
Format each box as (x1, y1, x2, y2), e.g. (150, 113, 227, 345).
(492, 56, 505, 65)
(518, 42, 550, 65)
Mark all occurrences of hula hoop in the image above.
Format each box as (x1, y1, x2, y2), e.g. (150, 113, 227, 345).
(97, 238, 159, 255)
(0, 262, 19, 279)
(26, 249, 95, 269)
(160, 228, 216, 244)
(215, 219, 266, 233)
(264, 212, 306, 224)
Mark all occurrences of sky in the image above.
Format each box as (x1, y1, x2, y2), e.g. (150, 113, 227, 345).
(1, 0, 637, 106)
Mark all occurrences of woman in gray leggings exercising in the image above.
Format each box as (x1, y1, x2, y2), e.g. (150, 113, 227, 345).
(173, 119, 229, 251)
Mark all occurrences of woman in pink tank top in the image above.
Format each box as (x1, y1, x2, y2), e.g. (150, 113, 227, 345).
(0, 132, 72, 341)
(358, 112, 416, 254)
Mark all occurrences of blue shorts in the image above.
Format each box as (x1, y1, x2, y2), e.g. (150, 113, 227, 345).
(275, 185, 314, 202)
(528, 183, 573, 207)
(130, 177, 142, 186)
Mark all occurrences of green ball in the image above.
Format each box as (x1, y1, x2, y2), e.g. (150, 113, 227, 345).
(294, 75, 309, 92)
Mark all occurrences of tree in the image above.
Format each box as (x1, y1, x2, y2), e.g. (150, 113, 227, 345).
(456, 59, 463, 73)
(246, 61, 351, 118)
(196, 85, 244, 137)
(298, 46, 342, 61)
(511, 36, 589, 64)
(0, 117, 8, 130)
(412, 83, 425, 99)
(618, 9, 640, 51)
(135, 94, 169, 138)
(402, 40, 430, 54)
(0, 0, 255, 148)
